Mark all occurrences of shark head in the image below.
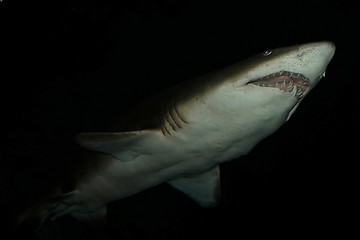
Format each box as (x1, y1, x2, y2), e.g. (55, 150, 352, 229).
(235, 41, 335, 89)
(177, 41, 335, 157)
(222, 41, 335, 122)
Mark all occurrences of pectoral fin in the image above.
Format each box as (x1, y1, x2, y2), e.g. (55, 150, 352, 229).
(167, 166, 221, 207)
(75, 130, 161, 161)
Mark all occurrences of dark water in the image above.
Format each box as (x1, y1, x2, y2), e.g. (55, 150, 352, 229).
(1, 0, 358, 239)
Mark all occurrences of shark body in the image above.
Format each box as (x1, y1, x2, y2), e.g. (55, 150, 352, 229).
(47, 41, 335, 224)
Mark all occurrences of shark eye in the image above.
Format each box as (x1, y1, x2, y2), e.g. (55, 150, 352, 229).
(263, 50, 272, 56)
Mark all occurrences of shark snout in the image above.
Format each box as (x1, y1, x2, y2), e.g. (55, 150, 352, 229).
(300, 41, 335, 63)
(295, 41, 335, 83)
(314, 41, 335, 60)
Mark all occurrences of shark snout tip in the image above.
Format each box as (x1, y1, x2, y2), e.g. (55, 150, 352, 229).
(317, 41, 336, 55)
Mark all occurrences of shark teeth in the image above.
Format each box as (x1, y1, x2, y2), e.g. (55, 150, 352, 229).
(248, 70, 310, 99)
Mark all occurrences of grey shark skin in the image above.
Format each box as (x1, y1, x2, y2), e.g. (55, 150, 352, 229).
(48, 41, 335, 224)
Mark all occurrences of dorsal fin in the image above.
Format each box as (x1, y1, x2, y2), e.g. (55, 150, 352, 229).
(75, 130, 161, 161)
(167, 166, 221, 207)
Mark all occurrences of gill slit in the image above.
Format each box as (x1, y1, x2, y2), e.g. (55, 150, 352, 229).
(173, 100, 188, 124)
(168, 100, 183, 128)
(159, 103, 171, 136)
(165, 106, 177, 131)
(160, 99, 189, 136)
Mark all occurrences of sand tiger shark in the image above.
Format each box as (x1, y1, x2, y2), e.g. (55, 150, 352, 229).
(34, 41, 334, 227)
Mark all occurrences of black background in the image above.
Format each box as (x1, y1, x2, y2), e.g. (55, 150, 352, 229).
(1, 0, 358, 239)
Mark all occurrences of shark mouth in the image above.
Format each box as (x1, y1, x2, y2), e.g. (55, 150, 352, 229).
(248, 71, 310, 99)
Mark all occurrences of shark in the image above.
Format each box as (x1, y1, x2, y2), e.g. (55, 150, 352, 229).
(44, 41, 335, 225)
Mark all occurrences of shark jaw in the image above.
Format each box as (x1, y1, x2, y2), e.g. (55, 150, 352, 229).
(247, 70, 311, 99)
